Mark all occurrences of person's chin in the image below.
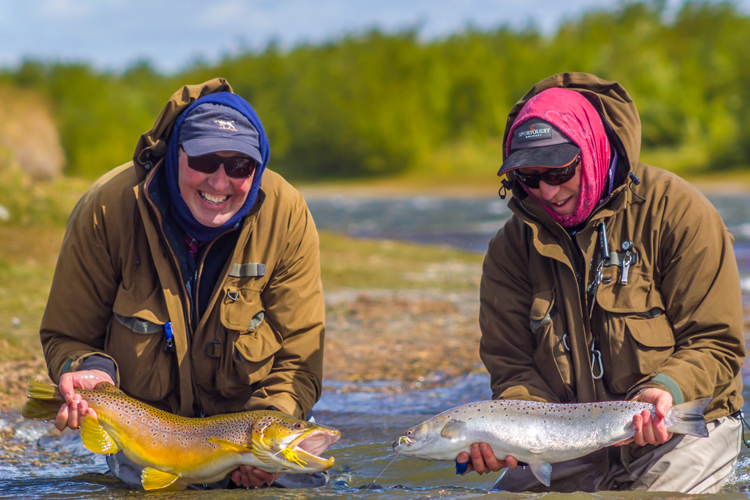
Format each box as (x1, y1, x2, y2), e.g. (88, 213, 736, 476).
(547, 198, 575, 216)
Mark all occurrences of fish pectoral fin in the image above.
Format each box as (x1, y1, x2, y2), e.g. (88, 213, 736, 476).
(79, 415, 119, 454)
(207, 437, 253, 454)
(440, 419, 467, 439)
(529, 459, 552, 487)
(141, 467, 183, 491)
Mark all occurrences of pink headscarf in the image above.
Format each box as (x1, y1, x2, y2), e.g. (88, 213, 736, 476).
(507, 88, 611, 227)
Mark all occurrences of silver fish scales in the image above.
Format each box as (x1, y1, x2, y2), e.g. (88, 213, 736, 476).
(393, 398, 711, 486)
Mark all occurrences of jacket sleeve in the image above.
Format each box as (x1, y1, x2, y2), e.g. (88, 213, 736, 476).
(40, 189, 122, 385)
(244, 193, 325, 418)
(479, 218, 560, 403)
(629, 184, 745, 414)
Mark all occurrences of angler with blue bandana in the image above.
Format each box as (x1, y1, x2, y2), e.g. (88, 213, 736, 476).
(39, 79, 327, 489)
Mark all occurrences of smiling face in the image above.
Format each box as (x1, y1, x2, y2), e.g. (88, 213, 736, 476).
(178, 148, 255, 227)
(517, 165, 582, 217)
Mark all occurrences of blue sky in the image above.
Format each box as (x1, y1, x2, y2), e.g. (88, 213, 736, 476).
(1, 0, 748, 73)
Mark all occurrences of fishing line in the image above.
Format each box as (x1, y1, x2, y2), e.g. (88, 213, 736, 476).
(357, 453, 402, 497)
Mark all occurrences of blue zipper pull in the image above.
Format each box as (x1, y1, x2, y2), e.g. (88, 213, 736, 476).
(164, 321, 174, 351)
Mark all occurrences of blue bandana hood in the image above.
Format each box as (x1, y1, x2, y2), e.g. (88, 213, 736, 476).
(165, 92, 270, 242)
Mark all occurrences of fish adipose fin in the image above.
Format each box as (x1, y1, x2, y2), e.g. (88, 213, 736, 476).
(440, 419, 467, 439)
(529, 459, 553, 487)
(207, 437, 253, 454)
(141, 467, 184, 491)
(80, 415, 119, 454)
(22, 378, 64, 421)
(666, 397, 712, 438)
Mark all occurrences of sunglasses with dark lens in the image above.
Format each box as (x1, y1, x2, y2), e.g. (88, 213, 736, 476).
(514, 156, 580, 189)
(186, 153, 257, 179)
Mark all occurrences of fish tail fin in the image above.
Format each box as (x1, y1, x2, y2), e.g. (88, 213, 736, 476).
(22, 378, 64, 421)
(665, 397, 712, 437)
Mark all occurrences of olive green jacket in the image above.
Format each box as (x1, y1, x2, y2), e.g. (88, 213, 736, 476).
(480, 73, 744, 424)
(41, 79, 325, 419)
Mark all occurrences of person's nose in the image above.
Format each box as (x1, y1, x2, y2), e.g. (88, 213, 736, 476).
(207, 164, 231, 190)
(537, 181, 560, 200)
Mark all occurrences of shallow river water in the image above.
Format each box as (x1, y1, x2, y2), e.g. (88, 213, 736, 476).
(1, 194, 749, 499)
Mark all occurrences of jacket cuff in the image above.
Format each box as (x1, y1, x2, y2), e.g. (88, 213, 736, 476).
(63, 352, 120, 387)
(628, 373, 684, 405)
(79, 355, 118, 386)
(498, 385, 551, 403)
(245, 394, 303, 418)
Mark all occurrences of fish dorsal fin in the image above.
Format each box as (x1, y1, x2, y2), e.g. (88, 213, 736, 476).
(93, 382, 121, 393)
(529, 459, 553, 487)
(207, 437, 253, 454)
(80, 415, 119, 454)
(440, 419, 467, 439)
(141, 467, 183, 491)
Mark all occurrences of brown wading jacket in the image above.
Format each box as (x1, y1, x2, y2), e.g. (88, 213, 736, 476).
(480, 73, 745, 430)
(41, 79, 324, 419)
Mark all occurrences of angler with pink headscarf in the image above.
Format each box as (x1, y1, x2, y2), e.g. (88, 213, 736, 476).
(456, 73, 744, 493)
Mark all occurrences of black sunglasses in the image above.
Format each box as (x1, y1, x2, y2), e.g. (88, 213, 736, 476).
(514, 155, 580, 189)
(186, 152, 257, 179)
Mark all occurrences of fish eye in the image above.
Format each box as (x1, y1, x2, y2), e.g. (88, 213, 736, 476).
(294, 422, 305, 430)
(406, 430, 413, 436)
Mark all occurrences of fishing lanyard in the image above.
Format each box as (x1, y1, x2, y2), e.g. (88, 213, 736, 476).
(739, 409, 750, 448)
(586, 222, 608, 380)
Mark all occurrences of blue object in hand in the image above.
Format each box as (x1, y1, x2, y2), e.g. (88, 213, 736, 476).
(455, 459, 468, 475)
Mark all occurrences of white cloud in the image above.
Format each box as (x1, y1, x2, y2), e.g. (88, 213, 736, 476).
(33, 0, 92, 20)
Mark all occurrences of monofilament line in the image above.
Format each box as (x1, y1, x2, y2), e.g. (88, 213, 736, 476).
(357, 453, 402, 497)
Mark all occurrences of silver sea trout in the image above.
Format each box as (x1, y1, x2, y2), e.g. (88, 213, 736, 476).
(393, 398, 711, 486)
(23, 379, 340, 490)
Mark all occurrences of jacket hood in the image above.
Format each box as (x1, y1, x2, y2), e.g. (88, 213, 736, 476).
(132, 78, 234, 177)
(502, 73, 641, 173)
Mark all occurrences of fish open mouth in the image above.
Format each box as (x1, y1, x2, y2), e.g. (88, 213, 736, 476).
(281, 428, 340, 468)
(392, 435, 415, 450)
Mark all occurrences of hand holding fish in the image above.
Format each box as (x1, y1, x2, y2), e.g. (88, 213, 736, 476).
(232, 464, 276, 487)
(614, 388, 673, 447)
(54, 369, 115, 431)
(456, 443, 519, 475)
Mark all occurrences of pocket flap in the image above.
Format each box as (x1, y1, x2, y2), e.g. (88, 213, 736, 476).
(220, 286, 265, 331)
(596, 274, 664, 314)
(530, 289, 554, 321)
(114, 313, 163, 334)
(235, 321, 283, 362)
(624, 314, 674, 348)
(112, 280, 169, 327)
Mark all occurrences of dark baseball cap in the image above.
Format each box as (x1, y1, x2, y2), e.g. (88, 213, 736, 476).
(498, 119, 580, 176)
(179, 103, 263, 165)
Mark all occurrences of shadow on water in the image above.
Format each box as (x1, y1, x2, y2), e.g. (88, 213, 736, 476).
(2, 195, 750, 498)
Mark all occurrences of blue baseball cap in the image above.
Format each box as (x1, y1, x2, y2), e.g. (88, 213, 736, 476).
(178, 103, 263, 164)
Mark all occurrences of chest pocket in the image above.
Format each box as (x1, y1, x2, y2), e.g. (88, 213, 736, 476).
(530, 289, 575, 402)
(594, 270, 674, 394)
(105, 280, 174, 403)
(216, 286, 283, 398)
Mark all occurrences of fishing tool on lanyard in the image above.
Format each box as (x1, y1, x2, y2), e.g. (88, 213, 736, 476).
(739, 410, 750, 448)
(586, 222, 610, 380)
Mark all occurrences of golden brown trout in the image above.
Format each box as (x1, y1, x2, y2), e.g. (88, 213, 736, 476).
(23, 379, 340, 490)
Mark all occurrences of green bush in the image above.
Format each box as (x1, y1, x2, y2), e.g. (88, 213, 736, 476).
(2, 1, 750, 180)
